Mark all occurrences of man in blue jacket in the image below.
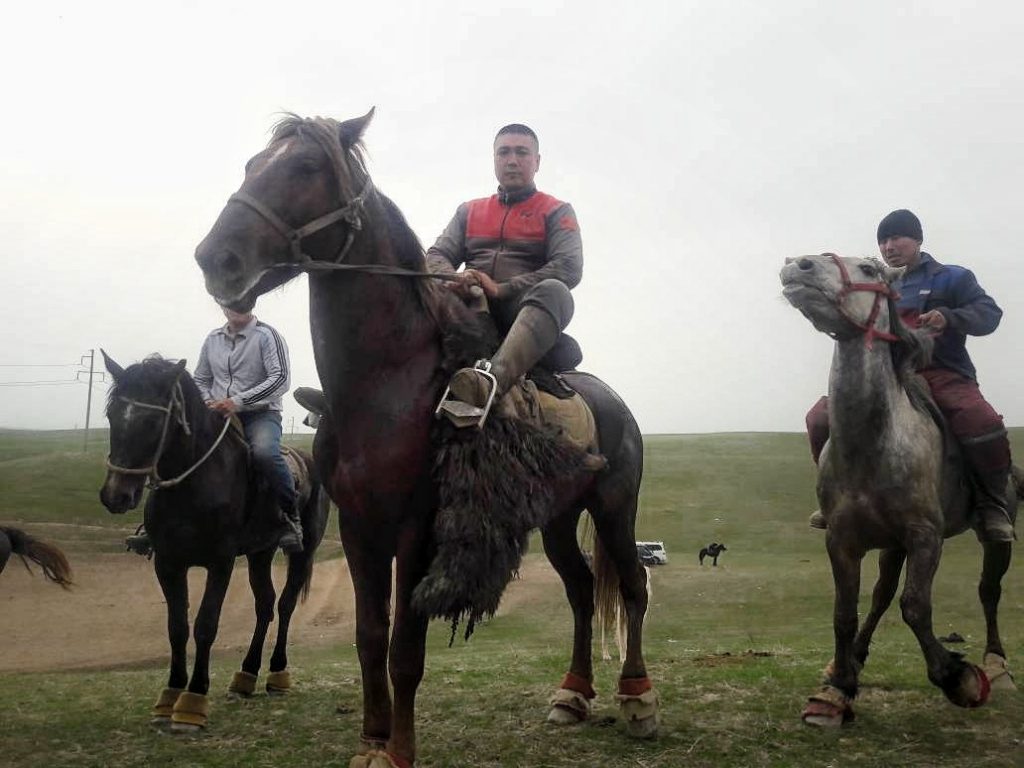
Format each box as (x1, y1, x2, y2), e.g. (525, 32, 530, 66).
(807, 209, 1014, 542)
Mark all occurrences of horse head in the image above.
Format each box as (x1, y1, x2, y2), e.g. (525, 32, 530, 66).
(781, 253, 904, 345)
(195, 110, 376, 310)
(99, 352, 190, 514)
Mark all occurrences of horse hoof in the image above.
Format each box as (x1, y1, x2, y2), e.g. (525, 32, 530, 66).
(615, 680, 659, 739)
(547, 686, 592, 725)
(266, 669, 292, 695)
(625, 714, 659, 739)
(349, 749, 410, 768)
(171, 691, 210, 730)
(802, 686, 854, 728)
(227, 670, 258, 698)
(150, 715, 172, 730)
(983, 653, 1017, 692)
(170, 721, 204, 735)
(946, 663, 991, 708)
(547, 705, 585, 725)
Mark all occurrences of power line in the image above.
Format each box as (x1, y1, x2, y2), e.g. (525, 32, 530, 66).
(0, 363, 80, 367)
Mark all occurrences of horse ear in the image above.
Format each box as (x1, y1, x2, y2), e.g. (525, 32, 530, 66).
(175, 359, 188, 371)
(100, 348, 124, 382)
(338, 107, 375, 149)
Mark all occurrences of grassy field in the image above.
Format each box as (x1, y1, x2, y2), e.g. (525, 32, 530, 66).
(1, 429, 1022, 767)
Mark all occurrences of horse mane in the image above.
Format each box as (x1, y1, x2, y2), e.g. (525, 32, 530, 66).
(887, 295, 935, 415)
(106, 355, 221, 445)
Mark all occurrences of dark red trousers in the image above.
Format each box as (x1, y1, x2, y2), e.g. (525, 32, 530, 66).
(805, 368, 1009, 471)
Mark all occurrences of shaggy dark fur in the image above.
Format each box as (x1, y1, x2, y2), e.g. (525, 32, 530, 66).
(414, 415, 587, 640)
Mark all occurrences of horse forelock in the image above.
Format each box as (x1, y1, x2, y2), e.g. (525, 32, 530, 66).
(269, 114, 367, 201)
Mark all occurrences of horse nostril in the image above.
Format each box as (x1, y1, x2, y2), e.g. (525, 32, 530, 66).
(221, 252, 242, 277)
(797, 258, 815, 271)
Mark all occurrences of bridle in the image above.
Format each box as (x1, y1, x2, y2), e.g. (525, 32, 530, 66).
(225, 168, 460, 284)
(827, 253, 901, 349)
(105, 373, 233, 490)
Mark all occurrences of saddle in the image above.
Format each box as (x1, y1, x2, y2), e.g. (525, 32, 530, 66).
(443, 373, 600, 457)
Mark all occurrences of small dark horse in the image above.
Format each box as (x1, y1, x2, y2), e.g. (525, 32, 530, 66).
(99, 354, 330, 732)
(782, 253, 1016, 727)
(0, 526, 73, 587)
(698, 542, 726, 566)
(194, 111, 657, 766)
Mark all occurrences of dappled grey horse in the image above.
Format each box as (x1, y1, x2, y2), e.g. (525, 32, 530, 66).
(781, 253, 1016, 727)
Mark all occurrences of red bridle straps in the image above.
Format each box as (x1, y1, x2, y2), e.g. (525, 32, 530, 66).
(827, 253, 900, 348)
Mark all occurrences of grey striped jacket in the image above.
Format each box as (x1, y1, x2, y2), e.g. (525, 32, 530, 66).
(193, 318, 290, 412)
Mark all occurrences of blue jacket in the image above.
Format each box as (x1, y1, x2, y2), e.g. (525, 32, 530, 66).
(893, 252, 1002, 380)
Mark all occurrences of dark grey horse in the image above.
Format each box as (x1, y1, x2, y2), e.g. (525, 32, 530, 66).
(99, 354, 330, 732)
(782, 253, 1016, 726)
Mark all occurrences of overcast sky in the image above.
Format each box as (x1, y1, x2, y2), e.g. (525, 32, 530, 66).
(2, 0, 1021, 436)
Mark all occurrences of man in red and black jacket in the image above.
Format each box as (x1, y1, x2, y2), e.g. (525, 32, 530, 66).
(427, 123, 584, 415)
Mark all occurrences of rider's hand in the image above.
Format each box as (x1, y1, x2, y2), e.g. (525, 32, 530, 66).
(208, 398, 238, 414)
(448, 269, 500, 300)
(917, 310, 948, 332)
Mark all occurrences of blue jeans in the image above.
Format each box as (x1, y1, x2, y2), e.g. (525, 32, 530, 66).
(240, 411, 296, 513)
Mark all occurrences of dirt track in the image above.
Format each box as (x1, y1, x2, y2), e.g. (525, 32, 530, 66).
(0, 548, 560, 674)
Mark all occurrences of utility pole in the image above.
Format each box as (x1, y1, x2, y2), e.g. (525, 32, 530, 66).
(81, 349, 95, 452)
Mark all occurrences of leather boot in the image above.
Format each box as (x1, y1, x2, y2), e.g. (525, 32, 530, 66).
(125, 524, 153, 558)
(278, 500, 304, 554)
(452, 304, 562, 406)
(962, 436, 1016, 543)
(972, 467, 1015, 543)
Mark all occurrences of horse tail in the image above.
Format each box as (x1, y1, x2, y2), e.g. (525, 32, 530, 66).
(591, 529, 620, 643)
(3, 527, 73, 589)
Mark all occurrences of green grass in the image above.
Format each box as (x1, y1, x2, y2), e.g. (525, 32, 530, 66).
(1, 429, 1023, 767)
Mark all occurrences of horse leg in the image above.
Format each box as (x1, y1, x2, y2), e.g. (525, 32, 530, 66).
(267, 547, 314, 694)
(152, 557, 189, 728)
(591, 495, 658, 739)
(979, 540, 1015, 690)
(383, 525, 433, 767)
(901, 534, 989, 708)
(850, 548, 906, 671)
(230, 550, 276, 697)
(541, 508, 597, 725)
(342, 524, 395, 756)
(172, 560, 235, 732)
(803, 533, 860, 727)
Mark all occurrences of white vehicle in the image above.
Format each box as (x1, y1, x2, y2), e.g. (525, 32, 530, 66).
(636, 541, 668, 565)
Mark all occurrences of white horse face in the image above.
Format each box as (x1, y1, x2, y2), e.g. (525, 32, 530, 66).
(781, 254, 903, 340)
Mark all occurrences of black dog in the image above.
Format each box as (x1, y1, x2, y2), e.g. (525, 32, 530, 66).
(699, 542, 727, 566)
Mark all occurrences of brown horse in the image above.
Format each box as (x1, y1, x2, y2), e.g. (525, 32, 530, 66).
(194, 111, 657, 766)
(0, 526, 72, 588)
(781, 253, 1016, 727)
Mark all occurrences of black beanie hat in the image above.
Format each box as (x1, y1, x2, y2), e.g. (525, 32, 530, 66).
(877, 209, 923, 243)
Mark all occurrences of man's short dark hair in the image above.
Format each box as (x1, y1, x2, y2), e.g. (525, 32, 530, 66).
(495, 123, 539, 149)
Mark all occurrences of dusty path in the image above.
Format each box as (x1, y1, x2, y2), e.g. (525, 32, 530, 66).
(0, 547, 560, 674)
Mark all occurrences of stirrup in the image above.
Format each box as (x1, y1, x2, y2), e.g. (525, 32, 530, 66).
(434, 360, 498, 429)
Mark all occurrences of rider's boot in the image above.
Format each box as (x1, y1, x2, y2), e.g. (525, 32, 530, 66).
(447, 305, 606, 471)
(125, 524, 153, 557)
(962, 437, 1016, 543)
(972, 466, 1016, 542)
(278, 498, 304, 554)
